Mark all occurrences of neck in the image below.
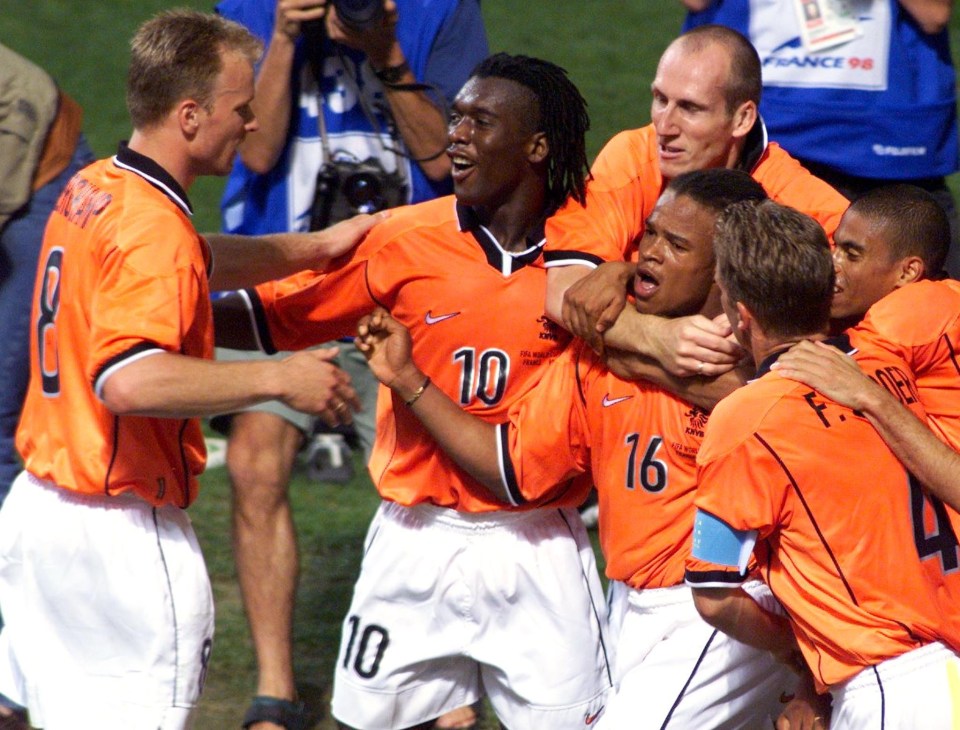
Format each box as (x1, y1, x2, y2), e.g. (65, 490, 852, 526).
(127, 128, 195, 192)
(473, 179, 548, 252)
(750, 327, 829, 368)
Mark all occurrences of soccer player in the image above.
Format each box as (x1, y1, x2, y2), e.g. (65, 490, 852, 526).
(0, 11, 379, 728)
(685, 199, 960, 728)
(352, 169, 821, 728)
(544, 23, 849, 378)
(772, 185, 960, 518)
(214, 53, 611, 729)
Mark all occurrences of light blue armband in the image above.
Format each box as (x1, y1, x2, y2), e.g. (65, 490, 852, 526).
(691, 509, 757, 574)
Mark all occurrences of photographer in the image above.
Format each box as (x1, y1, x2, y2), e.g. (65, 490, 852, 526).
(211, 1, 487, 728)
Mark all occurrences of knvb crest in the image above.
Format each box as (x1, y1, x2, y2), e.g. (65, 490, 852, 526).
(684, 405, 709, 438)
(536, 315, 561, 342)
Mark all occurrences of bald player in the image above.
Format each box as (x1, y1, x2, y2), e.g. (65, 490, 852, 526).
(544, 24, 848, 379)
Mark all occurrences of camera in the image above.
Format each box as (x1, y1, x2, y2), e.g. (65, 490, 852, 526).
(309, 155, 408, 231)
(302, 0, 384, 36)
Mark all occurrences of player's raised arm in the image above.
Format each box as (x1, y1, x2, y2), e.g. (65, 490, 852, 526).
(356, 308, 507, 498)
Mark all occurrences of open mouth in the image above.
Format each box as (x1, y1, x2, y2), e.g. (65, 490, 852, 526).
(449, 152, 475, 181)
(634, 267, 660, 298)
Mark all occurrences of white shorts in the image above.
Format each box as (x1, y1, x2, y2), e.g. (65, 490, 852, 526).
(596, 580, 798, 729)
(830, 642, 960, 729)
(331, 501, 612, 729)
(0, 472, 214, 730)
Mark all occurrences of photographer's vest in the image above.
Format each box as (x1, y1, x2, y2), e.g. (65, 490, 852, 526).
(685, 0, 959, 180)
(0, 44, 79, 229)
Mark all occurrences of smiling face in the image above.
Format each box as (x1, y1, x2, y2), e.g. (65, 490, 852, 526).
(650, 40, 755, 180)
(192, 49, 257, 177)
(830, 208, 905, 321)
(633, 190, 719, 318)
(446, 76, 544, 211)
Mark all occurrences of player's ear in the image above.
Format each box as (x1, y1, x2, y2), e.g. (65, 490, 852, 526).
(177, 99, 201, 137)
(730, 101, 756, 141)
(527, 132, 548, 164)
(735, 300, 753, 336)
(896, 256, 925, 287)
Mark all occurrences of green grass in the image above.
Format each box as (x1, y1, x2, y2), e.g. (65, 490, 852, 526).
(4, 1, 960, 727)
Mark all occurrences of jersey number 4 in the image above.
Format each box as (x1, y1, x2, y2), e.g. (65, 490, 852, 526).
(910, 475, 959, 573)
(36, 247, 64, 396)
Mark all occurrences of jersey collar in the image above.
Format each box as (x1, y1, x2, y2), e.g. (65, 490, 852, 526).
(737, 116, 769, 174)
(455, 202, 546, 275)
(754, 333, 854, 379)
(113, 142, 194, 217)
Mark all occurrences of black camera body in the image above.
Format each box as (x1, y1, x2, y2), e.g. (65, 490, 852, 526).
(309, 155, 408, 231)
(333, 0, 385, 30)
(302, 0, 384, 36)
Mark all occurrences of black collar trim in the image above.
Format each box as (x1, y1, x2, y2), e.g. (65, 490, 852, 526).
(455, 202, 546, 274)
(113, 142, 193, 217)
(755, 333, 854, 379)
(737, 117, 769, 174)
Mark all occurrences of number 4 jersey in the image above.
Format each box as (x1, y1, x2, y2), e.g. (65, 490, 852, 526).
(243, 196, 588, 512)
(686, 339, 960, 691)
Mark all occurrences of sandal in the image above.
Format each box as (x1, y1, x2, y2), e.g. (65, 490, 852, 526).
(241, 695, 309, 730)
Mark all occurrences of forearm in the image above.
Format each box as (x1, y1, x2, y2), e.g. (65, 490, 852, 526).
(101, 352, 286, 418)
(680, 0, 713, 10)
(693, 588, 802, 668)
(858, 387, 960, 512)
(604, 351, 747, 410)
(388, 366, 509, 499)
(601, 308, 663, 357)
(899, 0, 952, 33)
(545, 265, 591, 324)
(207, 233, 316, 290)
(238, 31, 297, 173)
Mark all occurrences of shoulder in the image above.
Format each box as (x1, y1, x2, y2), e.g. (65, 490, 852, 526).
(859, 279, 960, 343)
(699, 374, 793, 462)
(590, 125, 661, 190)
(358, 196, 459, 254)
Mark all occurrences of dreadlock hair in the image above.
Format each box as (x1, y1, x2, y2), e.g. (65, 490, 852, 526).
(469, 52, 590, 215)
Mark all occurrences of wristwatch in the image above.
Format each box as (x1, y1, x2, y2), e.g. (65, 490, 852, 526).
(373, 60, 410, 85)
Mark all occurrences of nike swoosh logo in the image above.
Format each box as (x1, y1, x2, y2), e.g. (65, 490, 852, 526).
(425, 310, 461, 325)
(602, 394, 633, 407)
(585, 706, 605, 725)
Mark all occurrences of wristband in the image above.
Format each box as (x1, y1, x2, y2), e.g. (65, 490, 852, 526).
(404, 375, 431, 407)
(373, 60, 410, 85)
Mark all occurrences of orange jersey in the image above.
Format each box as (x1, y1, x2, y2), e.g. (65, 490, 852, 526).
(543, 123, 849, 266)
(248, 197, 583, 512)
(15, 146, 213, 507)
(851, 279, 960, 449)
(497, 341, 707, 588)
(687, 341, 960, 691)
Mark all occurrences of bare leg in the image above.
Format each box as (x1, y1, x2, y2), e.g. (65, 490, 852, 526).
(228, 411, 304, 730)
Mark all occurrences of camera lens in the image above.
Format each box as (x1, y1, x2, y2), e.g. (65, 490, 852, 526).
(333, 0, 384, 31)
(343, 171, 386, 213)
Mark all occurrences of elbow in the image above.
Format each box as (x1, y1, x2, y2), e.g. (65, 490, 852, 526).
(100, 373, 144, 416)
(691, 588, 732, 628)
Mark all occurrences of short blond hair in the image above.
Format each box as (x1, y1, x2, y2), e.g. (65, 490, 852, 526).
(127, 8, 261, 129)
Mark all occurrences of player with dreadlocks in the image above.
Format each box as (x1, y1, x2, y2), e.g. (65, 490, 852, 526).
(214, 53, 611, 729)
